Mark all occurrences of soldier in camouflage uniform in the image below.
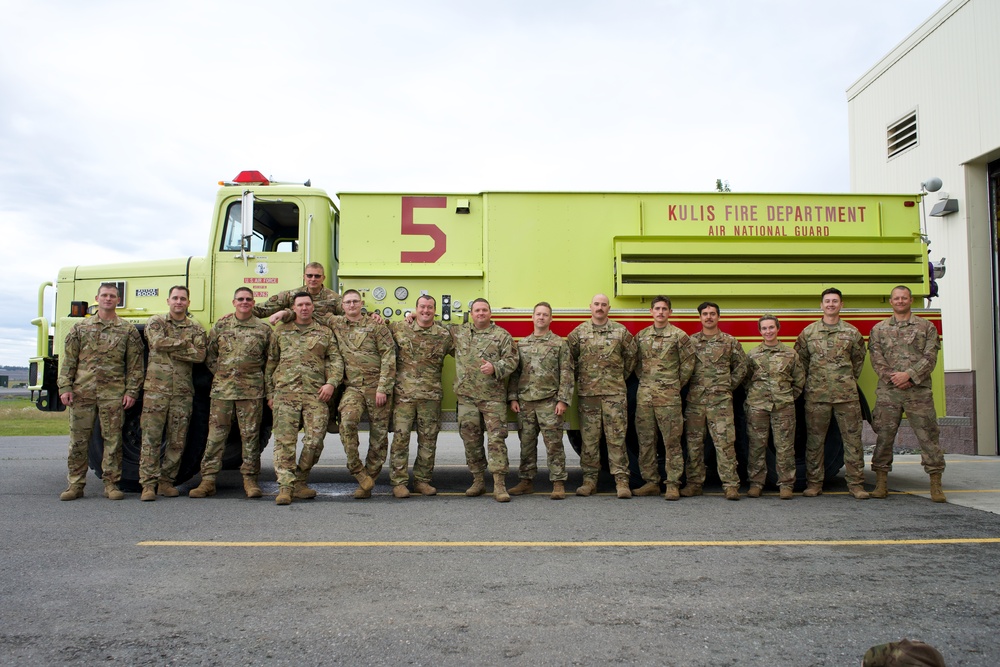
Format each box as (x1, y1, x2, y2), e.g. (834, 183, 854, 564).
(507, 302, 574, 500)
(386, 295, 454, 498)
(254, 262, 343, 319)
(633, 296, 695, 501)
(452, 298, 518, 502)
(304, 289, 395, 499)
(744, 315, 804, 500)
(794, 287, 869, 499)
(868, 286, 946, 502)
(681, 302, 748, 501)
(58, 283, 144, 501)
(266, 292, 344, 505)
(137, 286, 207, 501)
(189, 287, 271, 499)
(566, 293, 638, 499)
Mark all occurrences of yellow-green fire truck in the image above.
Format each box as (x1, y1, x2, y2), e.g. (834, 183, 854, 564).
(29, 170, 943, 487)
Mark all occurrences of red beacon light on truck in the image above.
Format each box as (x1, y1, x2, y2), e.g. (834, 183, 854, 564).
(220, 170, 270, 186)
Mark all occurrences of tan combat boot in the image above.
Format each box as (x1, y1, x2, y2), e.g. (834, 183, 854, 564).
(575, 478, 598, 497)
(413, 481, 437, 496)
(275, 487, 293, 505)
(157, 481, 180, 497)
(724, 487, 740, 501)
(779, 486, 793, 500)
(354, 487, 372, 499)
(354, 471, 375, 492)
(244, 475, 264, 499)
(141, 486, 157, 502)
(59, 485, 84, 501)
(393, 485, 410, 498)
(633, 481, 660, 496)
(679, 484, 703, 497)
(615, 476, 632, 499)
(188, 479, 216, 498)
(550, 481, 566, 500)
(663, 484, 680, 501)
(871, 471, 889, 499)
(929, 473, 947, 503)
(508, 478, 534, 496)
(747, 485, 762, 498)
(802, 483, 823, 497)
(103, 482, 125, 500)
(493, 474, 510, 503)
(465, 473, 486, 497)
(848, 485, 870, 500)
(293, 481, 317, 499)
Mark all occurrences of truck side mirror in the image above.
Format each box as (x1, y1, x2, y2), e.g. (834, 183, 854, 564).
(240, 190, 255, 249)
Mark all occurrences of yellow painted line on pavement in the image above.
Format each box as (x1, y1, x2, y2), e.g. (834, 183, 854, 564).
(139, 537, 1000, 548)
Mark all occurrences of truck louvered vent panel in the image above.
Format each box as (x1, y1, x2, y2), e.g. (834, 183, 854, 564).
(887, 111, 918, 159)
(614, 237, 927, 299)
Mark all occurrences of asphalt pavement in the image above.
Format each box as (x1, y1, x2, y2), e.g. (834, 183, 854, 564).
(1, 433, 998, 666)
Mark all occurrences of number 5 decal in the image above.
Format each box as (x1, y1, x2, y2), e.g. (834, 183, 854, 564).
(401, 196, 448, 263)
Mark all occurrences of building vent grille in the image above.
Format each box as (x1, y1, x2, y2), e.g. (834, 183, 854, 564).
(887, 110, 918, 159)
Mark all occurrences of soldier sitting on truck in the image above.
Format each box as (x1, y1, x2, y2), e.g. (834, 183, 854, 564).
(680, 302, 749, 501)
(58, 282, 144, 501)
(265, 292, 343, 505)
(254, 262, 343, 319)
(189, 287, 271, 499)
(138, 285, 208, 501)
(386, 294, 454, 498)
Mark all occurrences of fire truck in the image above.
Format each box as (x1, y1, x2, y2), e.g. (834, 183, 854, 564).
(29, 170, 944, 488)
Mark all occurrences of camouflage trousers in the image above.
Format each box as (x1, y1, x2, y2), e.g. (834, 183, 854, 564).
(635, 396, 683, 485)
(684, 401, 739, 489)
(804, 400, 864, 487)
(272, 393, 329, 489)
(138, 393, 193, 487)
(577, 395, 628, 480)
(67, 398, 124, 486)
(339, 386, 392, 477)
(457, 397, 509, 475)
(389, 399, 442, 487)
(199, 398, 264, 480)
(871, 384, 944, 475)
(746, 404, 796, 489)
(516, 397, 567, 482)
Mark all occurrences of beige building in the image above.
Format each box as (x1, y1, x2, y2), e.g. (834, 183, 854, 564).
(847, 0, 998, 455)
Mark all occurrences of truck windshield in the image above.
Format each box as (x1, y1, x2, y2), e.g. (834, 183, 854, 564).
(221, 200, 300, 252)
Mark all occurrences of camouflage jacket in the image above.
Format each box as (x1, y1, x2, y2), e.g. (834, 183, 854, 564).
(265, 320, 344, 398)
(794, 318, 865, 404)
(566, 320, 637, 398)
(868, 314, 939, 390)
(687, 331, 749, 406)
(206, 315, 271, 400)
(142, 314, 207, 397)
(253, 285, 343, 318)
(635, 323, 695, 407)
(451, 322, 517, 403)
(388, 320, 454, 402)
(744, 342, 805, 411)
(314, 313, 395, 395)
(507, 331, 574, 404)
(58, 315, 144, 400)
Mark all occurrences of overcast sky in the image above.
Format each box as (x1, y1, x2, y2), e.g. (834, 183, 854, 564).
(0, 0, 944, 366)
